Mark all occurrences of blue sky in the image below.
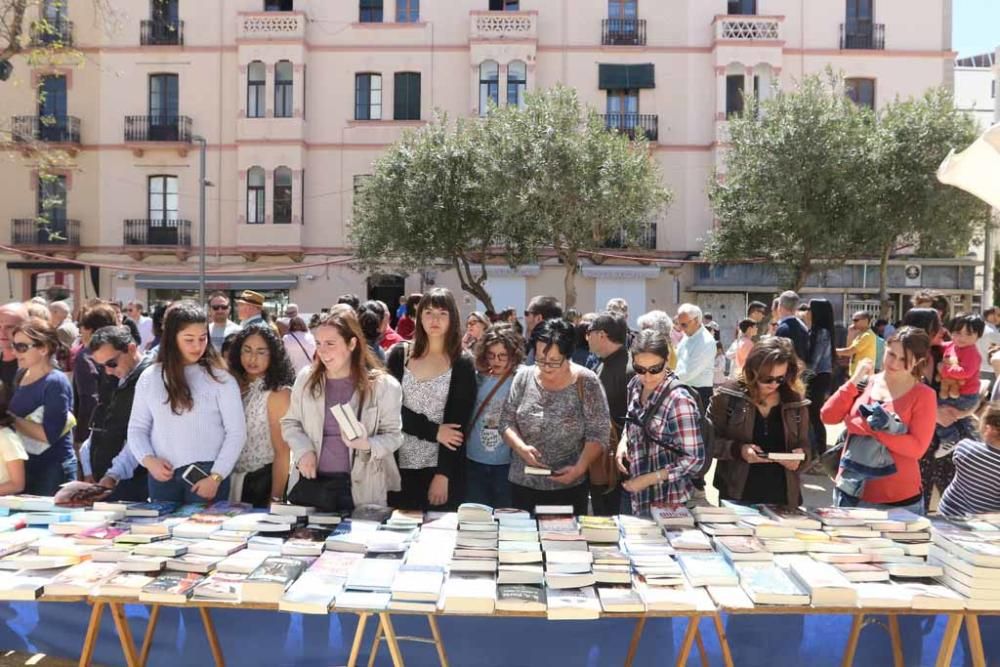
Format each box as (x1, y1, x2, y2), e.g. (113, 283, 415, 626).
(953, 0, 1000, 57)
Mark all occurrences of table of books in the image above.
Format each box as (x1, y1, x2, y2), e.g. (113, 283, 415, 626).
(0, 495, 996, 666)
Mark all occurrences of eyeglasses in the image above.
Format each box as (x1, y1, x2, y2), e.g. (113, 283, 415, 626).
(536, 357, 566, 369)
(757, 375, 786, 385)
(211, 304, 229, 311)
(486, 352, 509, 361)
(11, 342, 41, 353)
(634, 361, 667, 375)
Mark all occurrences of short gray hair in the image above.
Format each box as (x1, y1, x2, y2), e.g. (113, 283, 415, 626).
(637, 310, 673, 336)
(49, 301, 70, 315)
(677, 303, 703, 323)
(605, 298, 629, 318)
(778, 290, 800, 312)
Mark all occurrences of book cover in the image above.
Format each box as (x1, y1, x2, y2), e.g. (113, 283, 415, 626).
(496, 584, 546, 612)
(330, 403, 365, 441)
(736, 563, 809, 605)
(677, 553, 739, 587)
(545, 585, 600, 620)
(126, 501, 180, 518)
(45, 561, 119, 595)
(191, 572, 247, 603)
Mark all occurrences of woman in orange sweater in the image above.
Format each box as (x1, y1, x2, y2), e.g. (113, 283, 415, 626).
(820, 326, 937, 513)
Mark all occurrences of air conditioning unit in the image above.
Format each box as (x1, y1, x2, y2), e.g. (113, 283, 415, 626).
(904, 264, 922, 287)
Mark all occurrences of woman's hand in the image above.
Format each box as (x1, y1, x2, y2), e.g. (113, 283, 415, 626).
(191, 476, 220, 500)
(428, 474, 449, 506)
(850, 358, 874, 385)
(622, 472, 655, 493)
(436, 424, 464, 451)
(297, 451, 318, 479)
(345, 435, 371, 451)
(142, 456, 174, 482)
(615, 440, 630, 475)
(740, 444, 767, 464)
(513, 441, 545, 468)
(778, 448, 804, 471)
(551, 464, 585, 486)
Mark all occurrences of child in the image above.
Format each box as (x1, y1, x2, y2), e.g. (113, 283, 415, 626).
(713, 341, 727, 386)
(935, 313, 985, 458)
(729, 318, 757, 379)
(938, 403, 1000, 517)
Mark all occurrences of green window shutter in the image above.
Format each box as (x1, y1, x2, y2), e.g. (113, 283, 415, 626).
(598, 63, 655, 90)
(394, 72, 421, 120)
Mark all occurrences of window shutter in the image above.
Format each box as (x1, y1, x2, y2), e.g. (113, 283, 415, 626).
(598, 64, 655, 90)
(394, 72, 420, 120)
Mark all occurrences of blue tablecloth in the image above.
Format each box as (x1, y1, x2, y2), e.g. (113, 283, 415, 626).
(0, 601, 997, 666)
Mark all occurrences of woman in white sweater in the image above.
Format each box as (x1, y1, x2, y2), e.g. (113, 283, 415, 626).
(280, 306, 403, 511)
(128, 301, 246, 502)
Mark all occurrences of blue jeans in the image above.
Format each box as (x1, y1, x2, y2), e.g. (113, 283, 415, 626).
(25, 453, 77, 496)
(835, 489, 924, 515)
(147, 461, 230, 503)
(935, 394, 981, 444)
(465, 460, 512, 508)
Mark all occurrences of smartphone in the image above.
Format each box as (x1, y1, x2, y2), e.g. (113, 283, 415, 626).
(181, 464, 209, 487)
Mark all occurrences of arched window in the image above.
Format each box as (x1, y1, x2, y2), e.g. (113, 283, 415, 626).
(247, 167, 265, 224)
(479, 61, 499, 116)
(275, 61, 293, 118)
(507, 61, 526, 109)
(247, 61, 266, 118)
(273, 167, 292, 224)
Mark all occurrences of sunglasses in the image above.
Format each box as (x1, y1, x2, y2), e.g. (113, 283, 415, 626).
(97, 353, 123, 369)
(757, 375, 786, 385)
(524, 311, 537, 318)
(633, 362, 666, 375)
(211, 304, 229, 311)
(11, 342, 41, 353)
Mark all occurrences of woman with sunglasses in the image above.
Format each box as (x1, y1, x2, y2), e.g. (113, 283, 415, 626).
(709, 337, 811, 507)
(7, 318, 77, 495)
(615, 330, 705, 516)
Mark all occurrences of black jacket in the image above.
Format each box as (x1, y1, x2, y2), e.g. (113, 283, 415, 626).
(385, 344, 477, 481)
(596, 345, 634, 431)
(88, 354, 155, 481)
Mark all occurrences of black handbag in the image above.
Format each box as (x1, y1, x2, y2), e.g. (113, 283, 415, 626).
(820, 430, 849, 479)
(288, 472, 354, 513)
(241, 463, 275, 508)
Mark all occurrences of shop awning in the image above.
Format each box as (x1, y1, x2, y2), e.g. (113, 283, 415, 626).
(134, 274, 298, 290)
(598, 64, 655, 90)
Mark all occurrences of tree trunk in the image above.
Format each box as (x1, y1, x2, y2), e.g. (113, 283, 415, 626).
(562, 247, 579, 310)
(878, 244, 892, 319)
(451, 255, 495, 313)
(790, 260, 811, 293)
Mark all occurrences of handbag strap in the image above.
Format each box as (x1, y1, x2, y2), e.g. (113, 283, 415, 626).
(470, 371, 511, 428)
(290, 332, 313, 362)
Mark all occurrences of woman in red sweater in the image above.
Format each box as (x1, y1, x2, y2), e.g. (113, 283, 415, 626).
(821, 326, 937, 513)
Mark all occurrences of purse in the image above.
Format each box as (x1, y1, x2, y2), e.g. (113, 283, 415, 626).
(820, 430, 849, 479)
(576, 377, 620, 490)
(288, 473, 353, 512)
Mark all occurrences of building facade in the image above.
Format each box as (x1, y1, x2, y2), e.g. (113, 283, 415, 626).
(0, 0, 958, 334)
(954, 50, 998, 131)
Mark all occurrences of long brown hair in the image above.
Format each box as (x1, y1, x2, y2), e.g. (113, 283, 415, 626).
(158, 301, 225, 414)
(411, 287, 462, 362)
(886, 326, 931, 379)
(739, 337, 805, 403)
(306, 307, 384, 401)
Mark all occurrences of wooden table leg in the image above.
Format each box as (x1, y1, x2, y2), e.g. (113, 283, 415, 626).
(624, 616, 646, 667)
(138, 604, 161, 667)
(199, 607, 225, 667)
(934, 613, 964, 667)
(695, 627, 709, 667)
(713, 613, 735, 667)
(841, 613, 865, 667)
(965, 613, 986, 667)
(675, 616, 700, 667)
(379, 613, 406, 667)
(109, 602, 140, 667)
(427, 615, 449, 667)
(367, 618, 384, 667)
(347, 612, 370, 667)
(78, 600, 105, 667)
(887, 614, 905, 667)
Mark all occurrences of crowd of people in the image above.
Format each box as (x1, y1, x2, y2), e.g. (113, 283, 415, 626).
(0, 285, 997, 520)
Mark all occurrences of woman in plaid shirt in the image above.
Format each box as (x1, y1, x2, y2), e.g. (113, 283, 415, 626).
(615, 330, 705, 516)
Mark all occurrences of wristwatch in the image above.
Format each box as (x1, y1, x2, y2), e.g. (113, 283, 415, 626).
(209, 473, 223, 483)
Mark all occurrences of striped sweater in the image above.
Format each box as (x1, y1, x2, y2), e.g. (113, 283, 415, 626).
(938, 438, 1000, 517)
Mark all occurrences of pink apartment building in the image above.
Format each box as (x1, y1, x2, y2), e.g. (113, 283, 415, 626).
(0, 0, 960, 336)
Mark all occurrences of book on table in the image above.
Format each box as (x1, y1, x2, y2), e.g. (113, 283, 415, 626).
(634, 581, 700, 612)
(218, 549, 269, 574)
(597, 585, 645, 613)
(650, 506, 695, 529)
(306, 513, 343, 527)
(390, 567, 445, 602)
(186, 539, 246, 558)
(677, 553, 739, 587)
(735, 563, 809, 606)
(544, 550, 593, 573)
(855, 583, 914, 609)
(534, 505, 573, 517)
(498, 564, 544, 585)
(139, 571, 205, 604)
(95, 572, 156, 598)
(885, 563, 944, 579)
(268, 502, 314, 518)
(593, 564, 632, 585)
(117, 555, 168, 573)
(91, 545, 133, 563)
(126, 501, 179, 518)
(497, 541, 542, 564)
(781, 555, 858, 607)
(700, 522, 754, 537)
(345, 558, 402, 592)
(442, 574, 496, 614)
(496, 584, 546, 612)
(667, 530, 713, 552)
(457, 503, 494, 524)
(544, 571, 597, 589)
(896, 579, 965, 611)
(242, 556, 310, 604)
(835, 563, 889, 582)
(715, 536, 772, 563)
(133, 539, 189, 558)
(545, 585, 600, 620)
(191, 572, 247, 603)
(333, 590, 392, 611)
(166, 553, 223, 574)
(759, 506, 821, 530)
(0, 551, 80, 571)
(0, 568, 64, 600)
(281, 527, 332, 557)
(280, 572, 345, 614)
(706, 585, 755, 610)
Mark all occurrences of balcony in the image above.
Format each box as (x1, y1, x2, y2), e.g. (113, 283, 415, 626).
(124, 219, 192, 247)
(469, 11, 537, 41)
(601, 113, 658, 142)
(713, 15, 781, 41)
(11, 115, 80, 144)
(602, 18, 646, 46)
(11, 219, 80, 247)
(840, 21, 885, 50)
(238, 12, 306, 40)
(603, 223, 657, 250)
(141, 20, 184, 46)
(124, 115, 192, 145)
(29, 19, 73, 47)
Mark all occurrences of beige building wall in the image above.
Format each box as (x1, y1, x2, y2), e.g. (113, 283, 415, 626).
(0, 0, 954, 326)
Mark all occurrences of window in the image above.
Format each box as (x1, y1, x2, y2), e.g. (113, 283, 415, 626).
(148, 176, 178, 222)
(845, 78, 875, 109)
(38, 174, 66, 222)
(275, 60, 293, 118)
(393, 72, 421, 120)
(264, 0, 293, 10)
(396, 0, 419, 22)
(42, 0, 67, 24)
(992, 80, 996, 99)
(355, 73, 382, 120)
(727, 0, 757, 14)
(846, 0, 874, 24)
(606, 89, 639, 131)
(38, 75, 67, 141)
(149, 73, 179, 140)
(247, 61, 266, 118)
(489, 0, 519, 10)
(608, 0, 637, 19)
(479, 61, 499, 116)
(360, 0, 383, 22)
(726, 74, 745, 117)
(273, 167, 292, 224)
(152, 0, 179, 24)
(507, 61, 527, 109)
(247, 167, 265, 224)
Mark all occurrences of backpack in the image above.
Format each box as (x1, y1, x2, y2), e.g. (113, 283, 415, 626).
(641, 377, 714, 469)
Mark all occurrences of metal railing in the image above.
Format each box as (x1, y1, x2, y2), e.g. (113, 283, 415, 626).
(11, 115, 80, 143)
(600, 113, 659, 142)
(124, 115, 192, 142)
(601, 18, 646, 46)
(603, 223, 657, 250)
(840, 21, 885, 50)
(123, 219, 192, 246)
(11, 218, 80, 246)
(30, 19, 73, 47)
(141, 19, 184, 45)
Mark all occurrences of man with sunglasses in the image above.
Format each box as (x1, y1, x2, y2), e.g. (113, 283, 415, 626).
(78, 325, 153, 500)
(208, 291, 241, 352)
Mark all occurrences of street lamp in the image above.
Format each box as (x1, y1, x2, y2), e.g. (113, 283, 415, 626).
(191, 135, 208, 304)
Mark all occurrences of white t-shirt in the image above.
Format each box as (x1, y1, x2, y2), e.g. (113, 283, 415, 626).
(978, 322, 1000, 373)
(0, 429, 28, 487)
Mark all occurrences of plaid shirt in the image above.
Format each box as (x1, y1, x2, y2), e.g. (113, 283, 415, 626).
(624, 374, 705, 516)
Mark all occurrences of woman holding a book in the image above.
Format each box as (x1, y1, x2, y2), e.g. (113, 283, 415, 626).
(281, 308, 403, 510)
(127, 301, 246, 502)
(500, 318, 610, 515)
(615, 330, 705, 517)
(226, 323, 295, 507)
(386, 288, 476, 510)
(709, 337, 811, 507)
